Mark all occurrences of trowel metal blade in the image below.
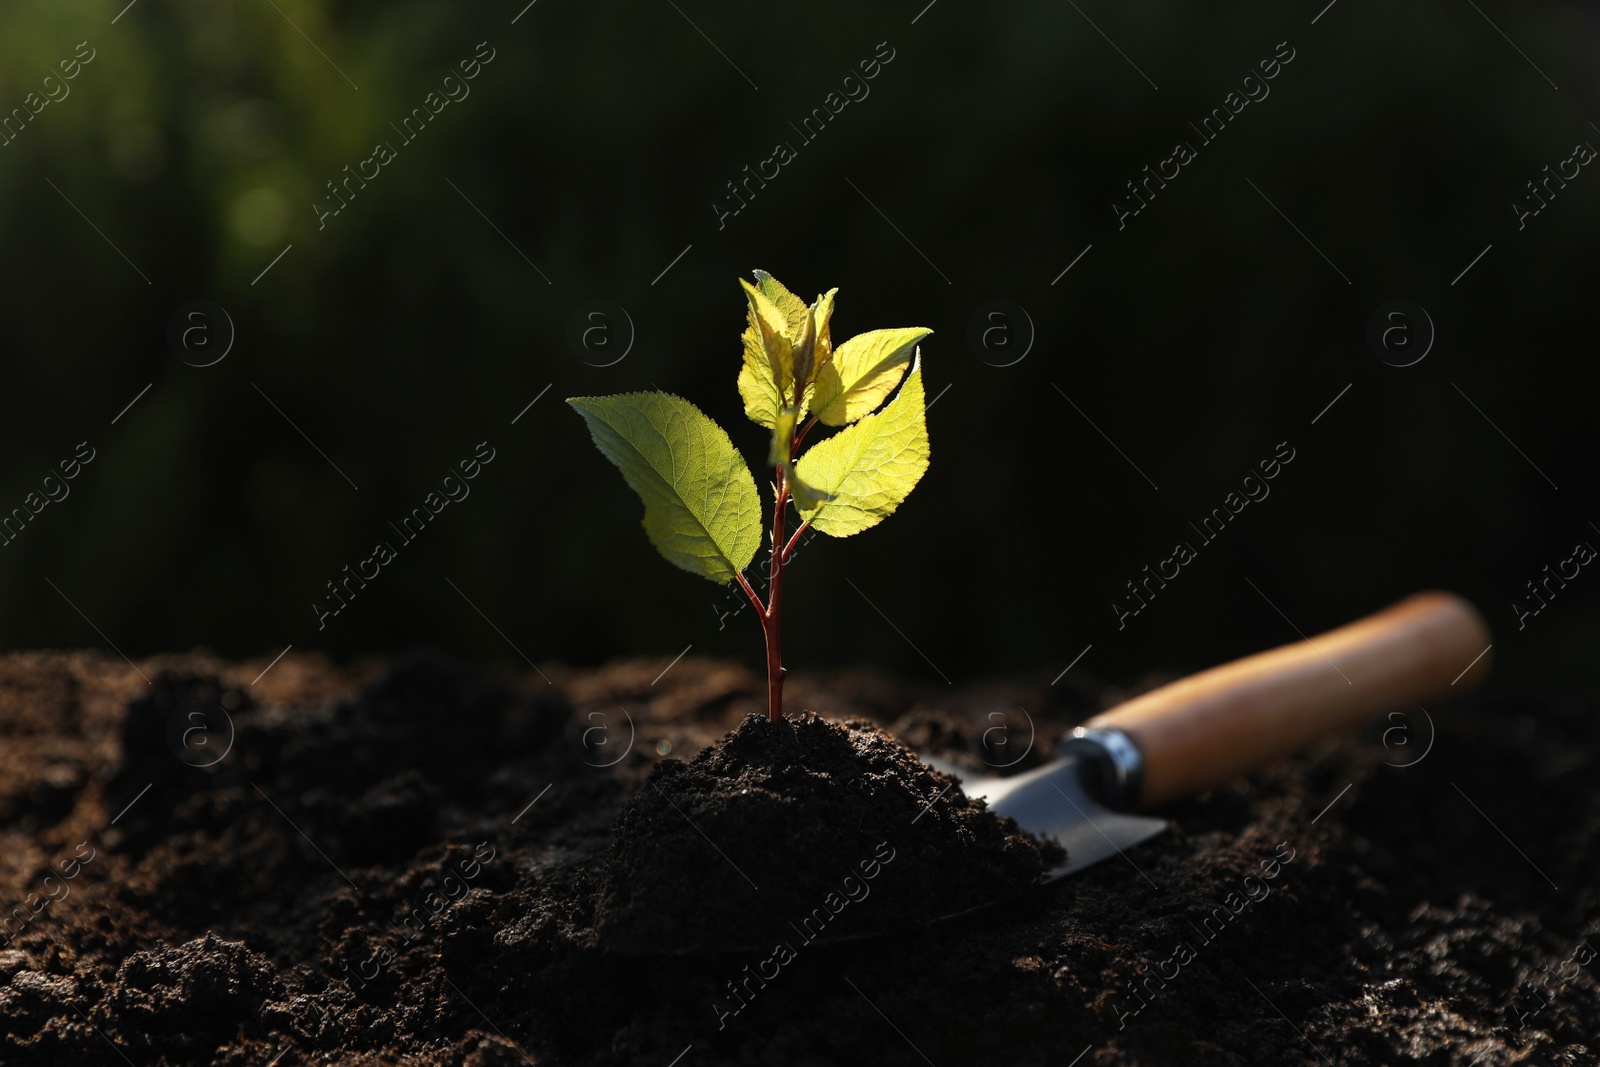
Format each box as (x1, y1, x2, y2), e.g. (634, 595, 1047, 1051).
(926, 755, 1170, 884)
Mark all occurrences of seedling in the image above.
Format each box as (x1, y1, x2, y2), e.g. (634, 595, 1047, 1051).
(569, 271, 931, 722)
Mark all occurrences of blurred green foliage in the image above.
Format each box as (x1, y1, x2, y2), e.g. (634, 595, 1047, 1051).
(1, 0, 1596, 695)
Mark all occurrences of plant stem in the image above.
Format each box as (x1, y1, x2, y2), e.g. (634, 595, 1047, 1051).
(757, 414, 817, 722)
(782, 519, 811, 564)
(764, 465, 789, 723)
(792, 415, 819, 452)
(734, 570, 764, 616)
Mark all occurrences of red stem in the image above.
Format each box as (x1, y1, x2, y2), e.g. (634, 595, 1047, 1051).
(734, 570, 764, 616)
(782, 519, 811, 564)
(752, 415, 821, 722)
(792, 415, 818, 452)
(764, 467, 789, 723)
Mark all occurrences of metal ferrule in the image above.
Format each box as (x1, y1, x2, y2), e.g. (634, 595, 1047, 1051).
(1061, 726, 1146, 810)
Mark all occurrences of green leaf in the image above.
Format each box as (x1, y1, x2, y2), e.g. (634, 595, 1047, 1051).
(568, 392, 762, 583)
(794, 355, 929, 537)
(811, 289, 838, 367)
(752, 269, 809, 339)
(794, 289, 838, 416)
(738, 329, 784, 428)
(742, 279, 794, 394)
(787, 464, 830, 512)
(809, 326, 932, 427)
(768, 405, 830, 512)
(768, 406, 798, 469)
(790, 308, 819, 409)
(738, 274, 842, 425)
(737, 279, 795, 427)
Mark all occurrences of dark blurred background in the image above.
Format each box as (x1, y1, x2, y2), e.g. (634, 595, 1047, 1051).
(1, 0, 1595, 696)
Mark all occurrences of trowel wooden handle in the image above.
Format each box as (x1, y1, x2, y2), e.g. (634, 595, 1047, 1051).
(1084, 592, 1492, 809)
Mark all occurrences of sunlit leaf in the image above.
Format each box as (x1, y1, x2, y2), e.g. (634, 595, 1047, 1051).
(794, 289, 838, 414)
(812, 288, 838, 370)
(787, 464, 830, 512)
(568, 392, 762, 583)
(790, 309, 819, 409)
(794, 355, 929, 536)
(809, 326, 932, 427)
(737, 279, 795, 424)
(752, 269, 809, 339)
(738, 326, 783, 428)
(768, 405, 829, 511)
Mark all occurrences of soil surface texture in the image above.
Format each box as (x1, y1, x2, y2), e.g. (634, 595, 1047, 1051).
(0, 648, 1596, 1066)
(596, 712, 1057, 955)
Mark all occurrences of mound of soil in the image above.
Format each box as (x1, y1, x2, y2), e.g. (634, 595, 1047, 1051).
(596, 713, 1059, 954)
(0, 647, 1596, 1066)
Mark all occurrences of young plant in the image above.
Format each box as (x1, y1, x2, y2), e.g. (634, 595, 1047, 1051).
(568, 271, 931, 722)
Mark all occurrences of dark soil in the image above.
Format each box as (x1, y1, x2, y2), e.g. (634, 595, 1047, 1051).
(0, 648, 1597, 1066)
(596, 713, 1059, 954)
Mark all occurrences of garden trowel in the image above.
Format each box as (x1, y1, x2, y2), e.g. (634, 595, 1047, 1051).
(944, 591, 1491, 886)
